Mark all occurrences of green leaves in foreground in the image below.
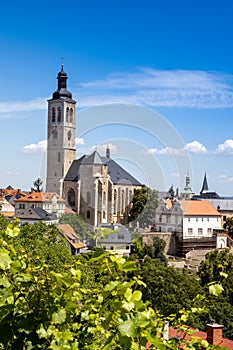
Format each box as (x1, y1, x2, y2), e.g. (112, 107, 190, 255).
(0, 223, 226, 349)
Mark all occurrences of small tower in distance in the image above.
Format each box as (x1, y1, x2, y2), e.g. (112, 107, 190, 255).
(46, 64, 76, 196)
(180, 171, 195, 200)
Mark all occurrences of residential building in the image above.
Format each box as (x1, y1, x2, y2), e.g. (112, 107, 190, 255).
(154, 198, 223, 256)
(96, 223, 132, 256)
(58, 224, 86, 255)
(14, 191, 66, 222)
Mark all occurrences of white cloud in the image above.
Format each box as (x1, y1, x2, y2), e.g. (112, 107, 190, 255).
(218, 175, 233, 183)
(146, 140, 207, 156)
(75, 137, 84, 145)
(216, 139, 233, 155)
(184, 141, 207, 154)
(22, 140, 47, 154)
(0, 98, 47, 113)
(77, 68, 233, 109)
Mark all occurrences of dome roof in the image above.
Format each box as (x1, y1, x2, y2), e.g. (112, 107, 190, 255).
(52, 65, 73, 100)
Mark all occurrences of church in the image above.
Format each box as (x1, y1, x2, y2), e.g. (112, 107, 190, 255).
(46, 65, 142, 229)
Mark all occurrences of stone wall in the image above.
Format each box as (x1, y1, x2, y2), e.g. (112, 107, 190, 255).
(142, 232, 177, 256)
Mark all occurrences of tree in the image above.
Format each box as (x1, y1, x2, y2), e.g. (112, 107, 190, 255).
(129, 187, 158, 228)
(223, 217, 233, 237)
(31, 177, 43, 192)
(59, 212, 89, 241)
(15, 221, 74, 271)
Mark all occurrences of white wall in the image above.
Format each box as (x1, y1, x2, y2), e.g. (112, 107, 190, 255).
(183, 216, 221, 238)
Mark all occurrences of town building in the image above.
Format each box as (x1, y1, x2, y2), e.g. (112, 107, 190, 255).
(46, 66, 142, 229)
(58, 224, 86, 255)
(96, 223, 132, 256)
(152, 198, 224, 256)
(14, 191, 66, 223)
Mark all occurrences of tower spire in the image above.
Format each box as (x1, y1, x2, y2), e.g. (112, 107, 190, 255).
(200, 172, 209, 194)
(106, 144, 110, 159)
(52, 63, 73, 100)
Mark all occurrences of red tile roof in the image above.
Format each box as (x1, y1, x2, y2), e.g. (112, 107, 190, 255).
(181, 200, 221, 216)
(169, 327, 233, 349)
(15, 192, 65, 203)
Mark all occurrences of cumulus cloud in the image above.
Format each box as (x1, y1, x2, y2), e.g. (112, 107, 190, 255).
(22, 140, 47, 154)
(146, 140, 207, 155)
(216, 139, 233, 155)
(77, 68, 233, 109)
(75, 137, 84, 145)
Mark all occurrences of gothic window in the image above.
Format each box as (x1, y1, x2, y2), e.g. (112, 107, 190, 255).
(58, 152, 61, 162)
(87, 210, 91, 219)
(121, 190, 124, 214)
(57, 107, 62, 123)
(68, 189, 75, 206)
(103, 211, 106, 219)
(103, 191, 106, 205)
(113, 189, 117, 215)
(70, 108, 73, 123)
(66, 107, 69, 122)
(52, 107, 56, 122)
(86, 191, 91, 205)
(67, 130, 72, 141)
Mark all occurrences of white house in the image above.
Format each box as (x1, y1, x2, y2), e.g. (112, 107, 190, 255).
(155, 199, 222, 238)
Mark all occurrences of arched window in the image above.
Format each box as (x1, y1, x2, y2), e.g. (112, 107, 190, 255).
(67, 130, 72, 141)
(66, 107, 69, 122)
(68, 189, 75, 206)
(86, 191, 91, 205)
(58, 152, 61, 162)
(103, 211, 106, 219)
(103, 191, 106, 205)
(70, 108, 73, 123)
(87, 210, 91, 219)
(121, 190, 125, 214)
(57, 107, 62, 122)
(113, 189, 117, 215)
(52, 107, 56, 122)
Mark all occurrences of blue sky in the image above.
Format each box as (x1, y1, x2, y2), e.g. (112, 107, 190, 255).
(1, 0, 233, 195)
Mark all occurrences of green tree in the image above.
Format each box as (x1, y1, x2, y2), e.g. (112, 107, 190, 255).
(59, 212, 89, 241)
(129, 187, 158, 228)
(15, 221, 74, 271)
(140, 260, 202, 317)
(223, 217, 233, 237)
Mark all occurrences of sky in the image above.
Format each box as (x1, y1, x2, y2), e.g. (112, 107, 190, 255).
(1, 0, 233, 195)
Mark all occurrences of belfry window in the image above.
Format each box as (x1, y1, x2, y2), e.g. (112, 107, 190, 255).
(66, 107, 69, 122)
(57, 107, 62, 122)
(70, 108, 73, 123)
(52, 107, 56, 122)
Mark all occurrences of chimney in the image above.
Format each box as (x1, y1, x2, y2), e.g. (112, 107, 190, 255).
(206, 323, 223, 345)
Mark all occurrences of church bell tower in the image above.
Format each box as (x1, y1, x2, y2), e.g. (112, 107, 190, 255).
(46, 65, 76, 195)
